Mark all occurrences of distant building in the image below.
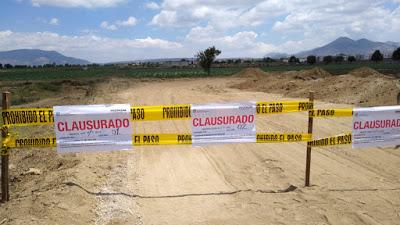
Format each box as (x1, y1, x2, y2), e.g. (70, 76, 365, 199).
(159, 59, 196, 68)
(355, 54, 365, 60)
(299, 58, 307, 63)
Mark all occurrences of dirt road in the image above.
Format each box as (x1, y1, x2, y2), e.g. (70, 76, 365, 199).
(1, 74, 400, 225)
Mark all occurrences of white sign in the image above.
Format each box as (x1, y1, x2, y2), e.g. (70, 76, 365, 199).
(191, 102, 256, 146)
(54, 104, 132, 153)
(352, 106, 400, 148)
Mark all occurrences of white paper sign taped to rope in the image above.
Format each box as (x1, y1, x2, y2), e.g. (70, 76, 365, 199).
(191, 102, 256, 146)
(352, 105, 400, 148)
(54, 104, 132, 153)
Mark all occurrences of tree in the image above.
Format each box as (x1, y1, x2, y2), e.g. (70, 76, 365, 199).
(306, 55, 316, 65)
(0, 63, 2, 69)
(288, 55, 299, 64)
(323, 55, 333, 64)
(263, 57, 275, 63)
(334, 55, 344, 63)
(371, 50, 383, 62)
(196, 46, 221, 75)
(347, 55, 356, 63)
(4, 64, 13, 69)
(392, 47, 400, 61)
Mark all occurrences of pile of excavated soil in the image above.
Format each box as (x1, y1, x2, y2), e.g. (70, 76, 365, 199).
(231, 67, 399, 106)
(233, 67, 272, 78)
(283, 67, 332, 81)
(348, 66, 382, 78)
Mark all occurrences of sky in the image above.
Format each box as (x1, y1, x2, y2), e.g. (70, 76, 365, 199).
(0, 0, 399, 63)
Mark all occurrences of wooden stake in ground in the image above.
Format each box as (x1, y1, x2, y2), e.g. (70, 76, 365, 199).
(305, 91, 314, 187)
(1, 92, 10, 202)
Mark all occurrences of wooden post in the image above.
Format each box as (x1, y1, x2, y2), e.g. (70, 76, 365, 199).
(305, 91, 314, 187)
(396, 92, 400, 149)
(1, 92, 10, 202)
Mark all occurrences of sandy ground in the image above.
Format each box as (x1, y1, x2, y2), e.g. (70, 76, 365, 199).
(1, 69, 400, 225)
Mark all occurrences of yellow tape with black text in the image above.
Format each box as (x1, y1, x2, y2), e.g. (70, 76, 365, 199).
(6, 132, 311, 148)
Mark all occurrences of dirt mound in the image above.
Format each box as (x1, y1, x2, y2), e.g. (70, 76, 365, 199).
(233, 67, 271, 78)
(292, 67, 331, 80)
(231, 66, 399, 106)
(349, 66, 382, 78)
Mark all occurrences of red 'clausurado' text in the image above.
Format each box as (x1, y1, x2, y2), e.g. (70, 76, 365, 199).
(57, 119, 130, 132)
(353, 119, 400, 130)
(193, 115, 254, 127)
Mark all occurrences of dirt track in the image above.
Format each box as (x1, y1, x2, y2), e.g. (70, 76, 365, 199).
(1, 71, 400, 225)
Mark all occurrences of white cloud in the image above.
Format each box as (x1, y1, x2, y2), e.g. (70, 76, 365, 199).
(31, 0, 126, 8)
(150, 0, 399, 55)
(49, 18, 59, 25)
(100, 21, 118, 30)
(185, 25, 277, 57)
(271, 1, 400, 46)
(101, 16, 138, 30)
(145, 1, 160, 10)
(151, 1, 399, 35)
(150, 10, 197, 27)
(115, 16, 137, 27)
(150, 0, 286, 29)
(0, 30, 183, 62)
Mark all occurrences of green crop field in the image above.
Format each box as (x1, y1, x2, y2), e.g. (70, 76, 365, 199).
(0, 66, 243, 81)
(1, 62, 399, 81)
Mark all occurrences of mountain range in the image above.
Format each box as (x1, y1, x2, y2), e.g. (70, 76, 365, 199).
(266, 37, 400, 59)
(0, 49, 90, 66)
(0, 37, 399, 65)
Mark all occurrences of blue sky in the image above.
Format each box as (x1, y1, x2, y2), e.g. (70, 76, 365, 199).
(0, 0, 399, 63)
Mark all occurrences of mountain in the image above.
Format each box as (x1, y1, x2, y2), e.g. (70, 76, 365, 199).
(295, 37, 400, 58)
(0, 49, 90, 65)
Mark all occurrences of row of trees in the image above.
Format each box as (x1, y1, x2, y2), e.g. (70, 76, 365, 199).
(309, 55, 354, 64)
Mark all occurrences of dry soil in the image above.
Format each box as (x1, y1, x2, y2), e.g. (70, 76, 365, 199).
(1, 68, 400, 225)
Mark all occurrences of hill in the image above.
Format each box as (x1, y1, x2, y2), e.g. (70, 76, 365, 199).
(0, 49, 90, 66)
(296, 37, 399, 57)
(266, 37, 399, 59)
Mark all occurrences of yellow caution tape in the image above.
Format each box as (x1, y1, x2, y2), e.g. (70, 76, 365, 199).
(1, 148, 10, 156)
(1, 105, 192, 126)
(309, 109, 353, 117)
(133, 133, 192, 145)
(256, 101, 313, 115)
(131, 104, 191, 121)
(6, 132, 312, 148)
(11, 137, 57, 148)
(307, 133, 352, 147)
(256, 133, 312, 143)
(7, 134, 191, 148)
(2, 101, 313, 126)
(1, 108, 54, 126)
(2, 133, 12, 147)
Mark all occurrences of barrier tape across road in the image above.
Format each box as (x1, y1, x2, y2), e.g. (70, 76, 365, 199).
(307, 133, 352, 147)
(309, 109, 353, 117)
(8, 132, 312, 148)
(2, 101, 316, 126)
(1, 101, 360, 150)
